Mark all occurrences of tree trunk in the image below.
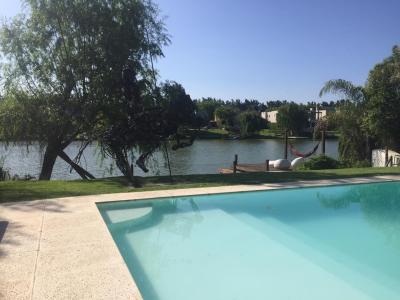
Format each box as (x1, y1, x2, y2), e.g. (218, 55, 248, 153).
(122, 157, 139, 187)
(366, 134, 372, 164)
(114, 149, 140, 187)
(284, 130, 288, 159)
(163, 142, 173, 180)
(58, 151, 95, 180)
(39, 146, 59, 180)
(321, 130, 326, 155)
(385, 146, 389, 166)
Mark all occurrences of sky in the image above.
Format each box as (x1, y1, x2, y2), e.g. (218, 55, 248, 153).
(1, 0, 399, 102)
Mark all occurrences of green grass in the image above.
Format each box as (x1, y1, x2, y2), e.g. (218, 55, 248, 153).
(1, 167, 400, 203)
(196, 128, 230, 139)
(258, 129, 282, 138)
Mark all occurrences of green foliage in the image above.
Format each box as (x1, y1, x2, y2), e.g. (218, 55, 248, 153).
(0, 0, 169, 180)
(319, 46, 400, 167)
(237, 111, 267, 137)
(194, 98, 267, 127)
(225, 99, 266, 112)
(161, 81, 195, 131)
(99, 78, 197, 183)
(0, 91, 80, 143)
(214, 106, 239, 129)
(319, 79, 370, 166)
(3, 167, 400, 202)
(268, 123, 279, 130)
(276, 103, 308, 135)
(299, 155, 340, 170)
(196, 128, 229, 139)
(333, 102, 371, 165)
(365, 46, 400, 149)
(348, 160, 371, 168)
(319, 79, 366, 103)
(194, 98, 224, 125)
(0, 156, 9, 181)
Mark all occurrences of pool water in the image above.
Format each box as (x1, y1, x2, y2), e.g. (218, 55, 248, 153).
(98, 181, 400, 300)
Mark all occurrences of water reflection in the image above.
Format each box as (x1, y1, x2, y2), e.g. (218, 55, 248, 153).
(106, 198, 204, 240)
(318, 182, 400, 248)
(99, 182, 400, 300)
(1, 139, 339, 179)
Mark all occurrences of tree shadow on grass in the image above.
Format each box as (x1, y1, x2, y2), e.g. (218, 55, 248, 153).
(2, 168, 400, 203)
(0, 179, 130, 204)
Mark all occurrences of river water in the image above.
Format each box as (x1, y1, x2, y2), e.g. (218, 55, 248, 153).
(0, 139, 338, 180)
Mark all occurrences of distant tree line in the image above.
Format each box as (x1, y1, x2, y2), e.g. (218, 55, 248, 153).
(194, 98, 343, 138)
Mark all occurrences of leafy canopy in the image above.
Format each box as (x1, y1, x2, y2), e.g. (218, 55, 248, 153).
(365, 46, 400, 149)
(237, 111, 267, 137)
(276, 103, 308, 135)
(0, 0, 169, 179)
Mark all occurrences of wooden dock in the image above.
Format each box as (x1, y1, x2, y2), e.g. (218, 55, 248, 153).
(218, 163, 288, 174)
(218, 154, 290, 174)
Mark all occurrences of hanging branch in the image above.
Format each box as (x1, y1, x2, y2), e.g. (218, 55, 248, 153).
(163, 142, 172, 178)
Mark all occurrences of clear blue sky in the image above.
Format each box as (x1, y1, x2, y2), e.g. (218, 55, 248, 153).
(1, 0, 399, 102)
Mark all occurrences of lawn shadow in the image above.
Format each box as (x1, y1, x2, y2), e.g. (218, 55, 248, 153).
(0, 221, 8, 241)
(0, 221, 8, 258)
(0, 199, 71, 258)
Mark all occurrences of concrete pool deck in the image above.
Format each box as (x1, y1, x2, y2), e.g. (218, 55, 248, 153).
(1, 175, 400, 300)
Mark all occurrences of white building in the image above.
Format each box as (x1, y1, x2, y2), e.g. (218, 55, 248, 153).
(310, 107, 334, 121)
(372, 149, 400, 167)
(261, 110, 278, 124)
(261, 106, 334, 126)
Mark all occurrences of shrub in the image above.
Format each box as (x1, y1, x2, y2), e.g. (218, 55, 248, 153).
(238, 111, 267, 137)
(340, 159, 371, 168)
(299, 155, 340, 170)
(277, 103, 308, 135)
(214, 106, 238, 129)
(0, 166, 11, 181)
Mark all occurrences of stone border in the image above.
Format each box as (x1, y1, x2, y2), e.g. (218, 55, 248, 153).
(1, 175, 400, 299)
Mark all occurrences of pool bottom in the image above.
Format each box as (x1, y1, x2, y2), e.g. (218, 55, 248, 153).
(98, 181, 400, 300)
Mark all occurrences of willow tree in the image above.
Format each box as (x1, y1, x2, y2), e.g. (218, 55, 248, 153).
(100, 79, 196, 185)
(276, 103, 308, 136)
(0, 0, 168, 179)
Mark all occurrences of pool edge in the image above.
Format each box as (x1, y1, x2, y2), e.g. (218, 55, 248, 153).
(2, 174, 400, 299)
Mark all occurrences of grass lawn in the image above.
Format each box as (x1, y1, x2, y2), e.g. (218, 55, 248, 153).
(1, 167, 400, 203)
(258, 129, 283, 138)
(196, 128, 230, 139)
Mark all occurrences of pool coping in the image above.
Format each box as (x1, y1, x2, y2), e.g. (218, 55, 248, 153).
(1, 174, 400, 299)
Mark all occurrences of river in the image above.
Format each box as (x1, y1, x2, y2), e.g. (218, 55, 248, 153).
(0, 139, 339, 180)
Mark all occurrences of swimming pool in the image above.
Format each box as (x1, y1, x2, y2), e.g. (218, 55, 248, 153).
(98, 181, 400, 300)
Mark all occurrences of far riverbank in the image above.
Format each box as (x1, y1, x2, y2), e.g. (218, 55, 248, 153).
(196, 129, 340, 140)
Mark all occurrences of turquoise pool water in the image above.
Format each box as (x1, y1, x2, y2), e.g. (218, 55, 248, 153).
(98, 182, 400, 300)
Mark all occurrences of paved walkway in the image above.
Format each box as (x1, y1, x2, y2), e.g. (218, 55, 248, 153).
(1, 175, 399, 299)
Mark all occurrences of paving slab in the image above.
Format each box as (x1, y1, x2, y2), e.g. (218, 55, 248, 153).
(0, 251, 37, 300)
(33, 263, 140, 300)
(0, 221, 41, 254)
